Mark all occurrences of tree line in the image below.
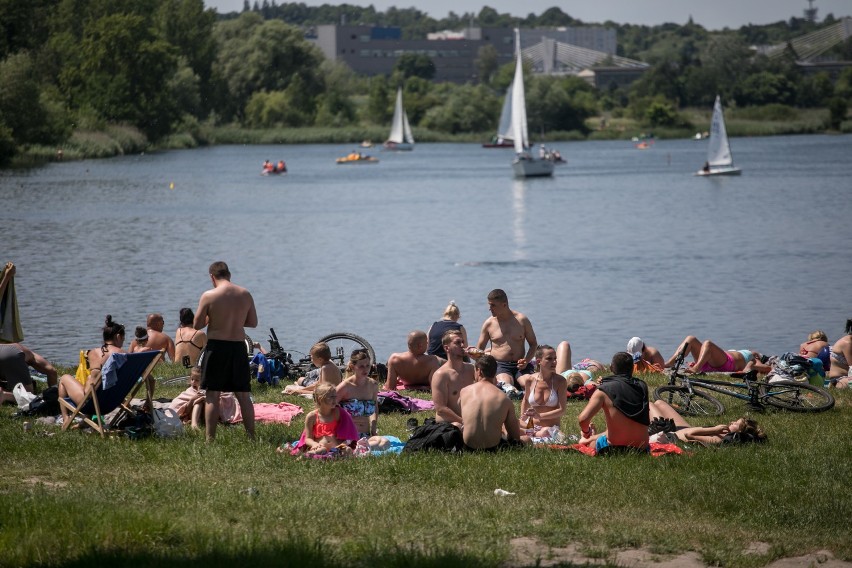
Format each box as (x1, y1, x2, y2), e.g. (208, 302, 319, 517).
(1, 1, 850, 165)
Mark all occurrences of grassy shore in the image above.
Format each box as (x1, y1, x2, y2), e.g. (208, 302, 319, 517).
(2, 364, 850, 568)
(8, 107, 850, 168)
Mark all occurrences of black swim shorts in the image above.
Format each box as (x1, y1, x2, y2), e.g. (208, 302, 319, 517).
(199, 339, 251, 392)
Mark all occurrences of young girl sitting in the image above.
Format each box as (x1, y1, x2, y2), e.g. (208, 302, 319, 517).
(336, 349, 379, 437)
(287, 383, 359, 457)
(168, 367, 242, 429)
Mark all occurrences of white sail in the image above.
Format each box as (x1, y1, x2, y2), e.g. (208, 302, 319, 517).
(510, 30, 528, 155)
(707, 95, 733, 168)
(388, 88, 405, 144)
(402, 104, 414, 144)
(510, 28, 553, 178)
(385, 87, 414, 150)
(496, 82, 514, 143)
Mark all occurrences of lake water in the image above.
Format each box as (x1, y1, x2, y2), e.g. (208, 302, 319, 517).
(2, 134, 851, 366)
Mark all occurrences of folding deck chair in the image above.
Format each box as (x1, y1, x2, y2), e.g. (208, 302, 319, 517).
(59, 349, 164, 437)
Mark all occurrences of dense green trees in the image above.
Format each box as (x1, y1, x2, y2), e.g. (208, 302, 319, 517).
(0, 0, 849, 164)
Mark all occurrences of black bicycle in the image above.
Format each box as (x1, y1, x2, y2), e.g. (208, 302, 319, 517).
(247, 328, 376, 381)
(655, 345, 835, 415)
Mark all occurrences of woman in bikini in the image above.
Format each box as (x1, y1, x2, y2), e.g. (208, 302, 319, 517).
(829, 320, 852, 388)
(58, 315, 126, 406)
(336, 349, 378, 437)
(649, 399, 766, 445)
(518, 344, 567, 438)
(666, 336, 770, 374)
(174, 307, 207, 367)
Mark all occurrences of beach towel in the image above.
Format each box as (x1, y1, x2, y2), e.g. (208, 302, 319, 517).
(75, 350, 90, 385)
(552, 442, 683, 457)
(100, 353, 129, 390)
(377, 391, 434, 412)
(253, 401, 304, 424)
(0, 264, 23, 342)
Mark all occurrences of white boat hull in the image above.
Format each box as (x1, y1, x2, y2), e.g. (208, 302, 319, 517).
(383, 141, 413, 151)
(513, 157, 554, 178)
(696, 167, 742, 176)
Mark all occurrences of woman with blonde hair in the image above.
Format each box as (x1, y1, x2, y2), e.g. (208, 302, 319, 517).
(427, 300, 468, 359)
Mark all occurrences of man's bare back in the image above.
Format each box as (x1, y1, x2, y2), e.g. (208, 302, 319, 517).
(194, 281, 257, 340)
(459, 380, 520, 449)
(384, 330, 442, 390)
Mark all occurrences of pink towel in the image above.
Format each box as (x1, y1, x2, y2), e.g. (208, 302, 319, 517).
(253, 401, 304, 424)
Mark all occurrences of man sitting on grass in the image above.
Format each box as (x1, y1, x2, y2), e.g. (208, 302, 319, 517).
(384, 330, 442, 391)
(577, 351, 650, 454)
(431, 330, 475, 425)
(459, 354, 529, 451)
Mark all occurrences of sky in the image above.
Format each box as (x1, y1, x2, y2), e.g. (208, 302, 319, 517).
(205, 0, 852, 31)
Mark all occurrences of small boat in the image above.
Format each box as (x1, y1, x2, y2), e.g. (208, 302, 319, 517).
(360, 140, 374, 148)
(336, 152, 379, 165)
(510, 29, 554, 179)
(383, 88, 414, 151)
(696, 95, 741, 176)
(261, 160, 287, 175)
(483, 83, 515, 148)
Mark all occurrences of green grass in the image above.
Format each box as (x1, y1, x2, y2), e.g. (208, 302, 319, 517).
(1, 369, 850, 568)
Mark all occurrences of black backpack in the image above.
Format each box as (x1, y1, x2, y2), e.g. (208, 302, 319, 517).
(402, 420, 463, 453)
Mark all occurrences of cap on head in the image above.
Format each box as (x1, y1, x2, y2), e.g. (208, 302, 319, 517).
(627, 337, 644, 358)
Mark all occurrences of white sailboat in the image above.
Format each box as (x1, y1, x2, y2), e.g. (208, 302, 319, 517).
(483, 83, 515, 148)
(510, 29, 554, 178)
(384, 87, 414, 151)
(696, 95, 741, 176)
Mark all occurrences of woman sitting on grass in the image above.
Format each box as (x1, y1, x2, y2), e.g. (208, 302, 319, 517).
(285, 383, 358, 457)
(336, 349, 378, 437)
(649, 399, 766, 445)
(518, 345, 567, 439)
(282, 342, 342, 396)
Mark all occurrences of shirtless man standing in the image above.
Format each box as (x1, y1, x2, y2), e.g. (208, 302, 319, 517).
(431, 330, 475, 425)
(459, 354, 528, 451)
(473, 289, 537, 392)
(194, 261, 257, 441)
(130, 313, 176, 361)
(383, 330, 442, 391)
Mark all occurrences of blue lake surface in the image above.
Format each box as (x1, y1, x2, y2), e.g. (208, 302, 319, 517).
(2, 134, 851, 365)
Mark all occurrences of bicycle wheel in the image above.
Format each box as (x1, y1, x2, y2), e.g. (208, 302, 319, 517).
(654, 386, 725, 416)
(316, 332, 376, 370)
(761, 380, 835, 412)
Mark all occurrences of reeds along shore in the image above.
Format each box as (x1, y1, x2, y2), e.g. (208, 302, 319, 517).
(13, 107, 850, 167)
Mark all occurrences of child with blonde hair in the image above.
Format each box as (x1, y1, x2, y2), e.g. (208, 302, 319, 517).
(285, 383, 359, 457)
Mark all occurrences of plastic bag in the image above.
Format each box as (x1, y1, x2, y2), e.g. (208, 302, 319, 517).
(13, 383, 37, 409)
(153, 408, 184, 438)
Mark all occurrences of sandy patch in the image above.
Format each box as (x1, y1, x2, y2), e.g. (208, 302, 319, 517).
(507, 538, 851, 568)
(23, 476, 68, 488)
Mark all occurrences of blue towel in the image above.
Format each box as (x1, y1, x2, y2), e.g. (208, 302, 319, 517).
(101, 353, 128, 390)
